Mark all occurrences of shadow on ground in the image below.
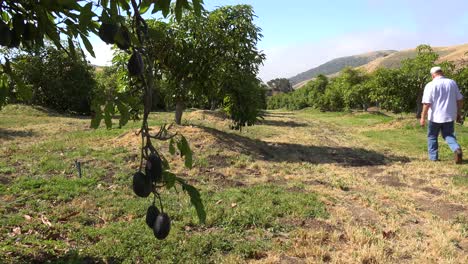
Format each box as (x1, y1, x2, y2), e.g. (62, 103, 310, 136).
(198, 126, 410, 167)
(361, 110, 392, 117)
(7, 252, 118, 264)
(258, 119, 308, 127)
(263, 112, 294, 118)
(0, 128, 36, 140)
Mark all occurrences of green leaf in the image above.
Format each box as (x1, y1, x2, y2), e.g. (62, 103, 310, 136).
(90, 106, 103, 129)
(163, 171, 176, 189)
(78, 2, 95, 28)
(68, 37, 76, 59)
(161, 155, 170, 170)
(59, 0, 80, 9)
(116, 101, 129, 127)
(153, 0, 171, 17)
(117, 0, 130, 11)
(169, 138, 176, 155)
(179, 136, 192, 169)
(192, 0, 203, 16)
(110, 0, 119, 17)
(175, 0, 185, 21)
(184, 147, 192, 169)
(104, 102, 114, 129)
(45, 23, 62, 48)
(176, 177, 205, 224)
(101, 0, 109, 8)
(140, 0, 152, 15)
(80, 34, 95, 57)
(1, 12, 9, 22)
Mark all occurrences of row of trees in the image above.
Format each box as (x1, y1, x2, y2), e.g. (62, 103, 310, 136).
(1, 4, 267, 129)
(268, 45, 468, 115)
(2, 44, 96, 114)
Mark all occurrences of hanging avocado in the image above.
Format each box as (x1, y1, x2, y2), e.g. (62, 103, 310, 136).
(145, 205, 160, 229)
(23, 23, 36, 42)
(0, 22, 12, 47)
(115, 25, 131, 50)
(132, 171, 152, 198)
(98, 23, 118, 44)
(153, 213, 171, 240)
(145, 153, 163, 183)
(7, 29, 20, 48)
(12, 14, 25, 37)
(127, 51, 144, 76)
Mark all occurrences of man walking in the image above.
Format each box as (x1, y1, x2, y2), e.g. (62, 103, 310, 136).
(420, 66, 464, 163)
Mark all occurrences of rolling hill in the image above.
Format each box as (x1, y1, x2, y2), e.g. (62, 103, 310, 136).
(290, 43, 468, 89)
(289, 50, 397, 88)
(358, 43, 468, 72)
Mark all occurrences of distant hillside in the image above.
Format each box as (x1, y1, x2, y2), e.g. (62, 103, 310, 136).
(93, 65, 107, 73)
(358, 43, 468, 72)
(289, 50, 397, 88)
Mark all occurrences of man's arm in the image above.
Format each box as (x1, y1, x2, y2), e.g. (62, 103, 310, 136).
(420, 103, 430, 126)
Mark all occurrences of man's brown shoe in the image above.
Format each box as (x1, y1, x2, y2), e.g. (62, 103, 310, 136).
(455, 148, 463, 164)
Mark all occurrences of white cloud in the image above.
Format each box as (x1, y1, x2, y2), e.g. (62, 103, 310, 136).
(84, 41, 114, 66)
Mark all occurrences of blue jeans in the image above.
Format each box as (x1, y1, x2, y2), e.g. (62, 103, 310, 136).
(427, 121, 460, 160)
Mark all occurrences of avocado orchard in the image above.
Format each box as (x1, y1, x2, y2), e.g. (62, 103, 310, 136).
(268, 44, 468, 115)
(0, 0, 208, 240)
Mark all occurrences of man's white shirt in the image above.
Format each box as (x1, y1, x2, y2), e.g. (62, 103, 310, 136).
(422, 76, 463, 123)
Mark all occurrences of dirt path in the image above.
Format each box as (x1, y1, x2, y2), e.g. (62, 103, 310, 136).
(246, 111, 468, 263)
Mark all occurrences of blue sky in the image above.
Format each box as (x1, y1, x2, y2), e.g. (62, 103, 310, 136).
(87, 0, 468, 81)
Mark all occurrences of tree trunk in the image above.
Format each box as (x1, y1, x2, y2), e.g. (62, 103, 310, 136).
(175, 100, 185, 125)
(210, 99, 217, 110)
(416, 83, 424, 118)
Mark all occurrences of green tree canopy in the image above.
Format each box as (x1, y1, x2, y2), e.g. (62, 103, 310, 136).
(11, 43, 96, 114)
(267, 78, 293, 95)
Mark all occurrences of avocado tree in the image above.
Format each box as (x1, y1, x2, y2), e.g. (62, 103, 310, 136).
(206, 5, 266, 129)
(158, 11, 210, 125)
(370, 67, 412, 113)
(338, 68, 371, 110)
(104, 4, 265, 128)
(0, 0, 206, 240)
(10, 42, 96, 114)
(149, 5, 266, 127)
(400, 44, 438, 117)
(369, 45, 439, 115)
(454, 66, 468, 113)
(267, 78, 293, 94)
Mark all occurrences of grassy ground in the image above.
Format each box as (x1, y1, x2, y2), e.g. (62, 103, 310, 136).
(0, 105, 467, 263)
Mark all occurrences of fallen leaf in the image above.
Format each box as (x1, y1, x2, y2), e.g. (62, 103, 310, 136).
(231, 203, 237, 208)
(41, 215, 52, 227)
(11, 227, 21, 236)
(23, 215, 32, 221)
(216, 200, 223, 205)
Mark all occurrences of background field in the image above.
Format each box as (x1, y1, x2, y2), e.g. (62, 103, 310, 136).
(1, 105, 467, 263)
